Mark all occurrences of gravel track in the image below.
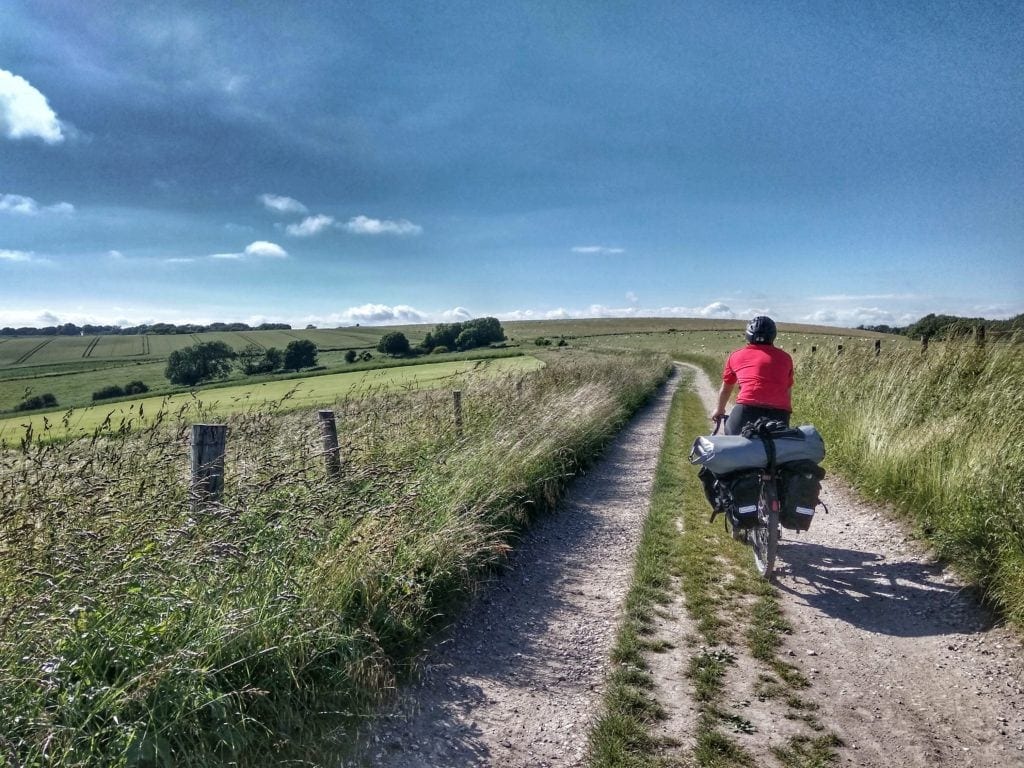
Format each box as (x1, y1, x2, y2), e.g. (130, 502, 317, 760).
(350, 369, 682, 767)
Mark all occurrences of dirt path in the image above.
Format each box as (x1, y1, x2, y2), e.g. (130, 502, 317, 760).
(683, 363, 1024, 767)
(349, 368, 683, 767)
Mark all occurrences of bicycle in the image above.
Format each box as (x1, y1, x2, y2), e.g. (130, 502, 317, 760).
(712, 415, 780, 579)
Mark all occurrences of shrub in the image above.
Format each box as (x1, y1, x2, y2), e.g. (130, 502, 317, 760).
(360, 351, 373, 361)
(431, 345, 449, 355)
(124, 381, 149, 395)
(344, 350, 357, 364)
(92, 385, 126, 401)
(422, 317, 505, 352)
(535, 337, 552, 346)
(14, 393, 58, 411)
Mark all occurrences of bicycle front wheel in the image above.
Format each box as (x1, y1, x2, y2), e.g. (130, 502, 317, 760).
(751, 480, 779, 579)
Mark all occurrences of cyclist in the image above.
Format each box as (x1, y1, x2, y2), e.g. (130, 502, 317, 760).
(710, 316, 793, 435)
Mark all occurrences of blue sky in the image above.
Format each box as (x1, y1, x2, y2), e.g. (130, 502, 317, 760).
(1, 0, 1022, 328)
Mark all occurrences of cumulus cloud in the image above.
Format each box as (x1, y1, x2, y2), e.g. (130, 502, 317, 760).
(625, 291, 639, 304)
(343, 215, 422, 236)
(210, 241, 288, 260)
(0, 70, 65, 143)
(0, 193, 74, 215)
(571, 245, 625, 255)
(439, 306, 474, 322)
(286, 214, 335, 237)
(259, 193, 308, 215)
(337, 304, 429, 325)
(0, 249, 34, 262)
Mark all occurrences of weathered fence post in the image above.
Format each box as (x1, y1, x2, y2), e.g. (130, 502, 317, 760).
(921, 334, 929, 353)
(837, 344, 844, 356)
(191, 424, 227, 509)
(977, 324, 986, 346)
(811, 345, 817, 355)
(453, 390, 463, 436)
(874, 339, 881, 357)
(318, 410, 342, 478)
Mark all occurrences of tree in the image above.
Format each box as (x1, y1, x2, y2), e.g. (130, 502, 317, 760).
(237, 345, 284, 375)
(344, 349, 357, 363)
(422, 317, 505, 352)
(284, 339, 318, 370)
(377, 331, 411, 356)
(165, 341, 235, 386)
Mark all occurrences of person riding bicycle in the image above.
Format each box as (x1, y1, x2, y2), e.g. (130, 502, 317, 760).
(710, 316, 793, 436)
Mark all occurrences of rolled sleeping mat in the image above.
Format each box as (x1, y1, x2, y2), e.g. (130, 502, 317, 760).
(689, 424, 825, 475)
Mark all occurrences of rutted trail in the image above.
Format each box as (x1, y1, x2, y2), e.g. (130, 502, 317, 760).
(684, 362, 1024, 767)
(351, 369, 683, 767)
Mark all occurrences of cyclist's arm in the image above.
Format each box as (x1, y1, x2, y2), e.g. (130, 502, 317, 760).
(711, 381, 734, 420)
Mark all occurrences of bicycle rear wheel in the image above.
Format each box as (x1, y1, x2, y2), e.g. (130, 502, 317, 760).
(751, 479, 779, 579)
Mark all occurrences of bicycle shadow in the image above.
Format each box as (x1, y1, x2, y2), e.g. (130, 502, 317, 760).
(773, 538, 993, 637)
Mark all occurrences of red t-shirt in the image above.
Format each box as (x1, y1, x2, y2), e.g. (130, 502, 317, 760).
(722, 344, 794, 411)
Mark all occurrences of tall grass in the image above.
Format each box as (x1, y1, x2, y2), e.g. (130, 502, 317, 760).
(0, 350, 670, 766)
(793, 337, 1024, 625)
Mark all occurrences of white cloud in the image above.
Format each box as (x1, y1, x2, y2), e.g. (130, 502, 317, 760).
(164, 257, 196, 264)
(0, 69, 65, 143)
(209, 241, 288, 260)
(698, 302, 735, 318)
(259, 193, 308, 215)
(343, 215, 422, 236)
(0, 193, 74, 215)
(439, 306, 474, 322)
(626, 291, 639, 304)
(571, 245, 625, 255)
(286, 214, 335, 237)
(0, 249, 34, 262)
(107, 250, 124, 260)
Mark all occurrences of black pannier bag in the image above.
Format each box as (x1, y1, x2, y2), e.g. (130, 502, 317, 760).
(778, 460, 826, 531)
(699, 467, 761, 530)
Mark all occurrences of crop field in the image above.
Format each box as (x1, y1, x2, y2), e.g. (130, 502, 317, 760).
(0, 354, 544, 442)
(0, 326, 427, 373)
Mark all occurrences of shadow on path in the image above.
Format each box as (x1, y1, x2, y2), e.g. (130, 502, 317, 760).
(774, 539, 993, 638)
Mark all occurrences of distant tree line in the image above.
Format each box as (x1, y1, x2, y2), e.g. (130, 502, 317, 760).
(0, 322, 293, 337)
(859, 313, 1024, 340)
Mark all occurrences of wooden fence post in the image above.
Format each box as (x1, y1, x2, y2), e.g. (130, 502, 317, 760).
(318, 410, 342, 478)
(453, 390, 463, 436)
(977, 325, 986, 346)
(191, 424, 227, 509)
(811, 345, 817, 355)
(874, 339, 881, 357)
(837, 344, 844, 356)
(921, 334, 929, 353)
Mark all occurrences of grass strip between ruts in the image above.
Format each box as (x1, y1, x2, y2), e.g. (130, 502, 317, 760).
(587, 375, 841, 768)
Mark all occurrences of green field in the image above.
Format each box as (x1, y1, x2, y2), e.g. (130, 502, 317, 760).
(0, 354, 543, 442)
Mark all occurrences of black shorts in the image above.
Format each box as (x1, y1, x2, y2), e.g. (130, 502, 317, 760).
(725, 404, 791, 436)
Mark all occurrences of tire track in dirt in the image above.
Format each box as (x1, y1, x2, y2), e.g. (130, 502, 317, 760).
(685, 363, 1024, 767)
(349, 368, 683, 767)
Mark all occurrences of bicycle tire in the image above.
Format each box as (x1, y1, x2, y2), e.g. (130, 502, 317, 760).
(751, 478, 779, 579)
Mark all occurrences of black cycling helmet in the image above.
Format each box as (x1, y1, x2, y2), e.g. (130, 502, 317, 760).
(745, 315, 777, 344)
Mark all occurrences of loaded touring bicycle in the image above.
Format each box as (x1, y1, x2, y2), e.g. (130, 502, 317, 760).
(690, 418, 827, 579)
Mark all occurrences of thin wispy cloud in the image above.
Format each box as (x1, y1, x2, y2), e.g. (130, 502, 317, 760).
(344, 215, 422, 236)
(0, 69, 65, 143)
(286, 214, 335, 237)
(210, 241, 288, 260)
(0, 193, 74, 215)
(259, 194, 308, 215)
(812, 293, 919, 302)
(571, 245, 625, 255)
(0, 249, 34, 262)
